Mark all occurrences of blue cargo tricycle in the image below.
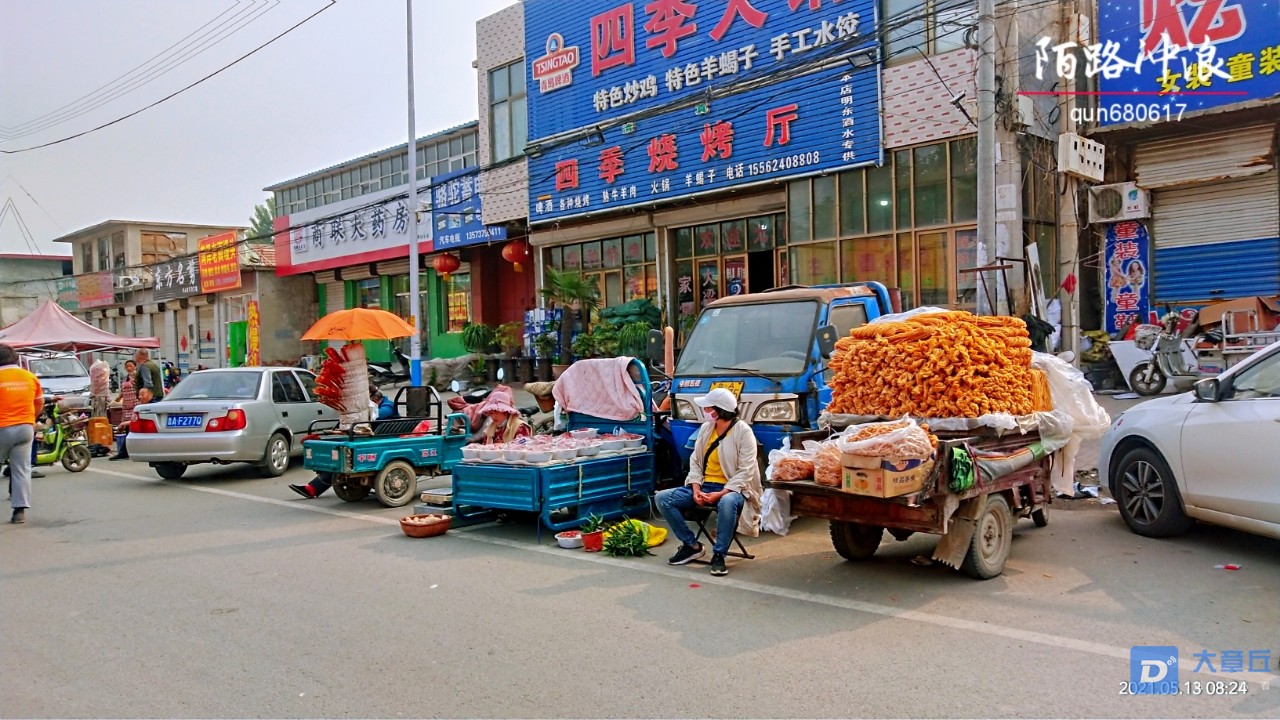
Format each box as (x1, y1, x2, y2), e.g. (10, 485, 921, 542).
(302, 386, 471, 507)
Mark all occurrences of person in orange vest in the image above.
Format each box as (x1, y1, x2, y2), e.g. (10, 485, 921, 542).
(0, 344, 45, 524)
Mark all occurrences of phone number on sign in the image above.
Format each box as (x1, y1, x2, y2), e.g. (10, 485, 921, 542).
(746, 151, 822, 177)
(1073, 102, 1188, 125)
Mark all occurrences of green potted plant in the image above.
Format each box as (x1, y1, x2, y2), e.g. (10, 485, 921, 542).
(579, 513, 607, 553)
(570, 331, 595, 361)
(460, 322, 497, 355)
(533, 332, 557, 381)
(496, 321, 524, 382)
(467, 357, 487, 385)
(616, 320, 651, 358)
(541, 268, 601, 363)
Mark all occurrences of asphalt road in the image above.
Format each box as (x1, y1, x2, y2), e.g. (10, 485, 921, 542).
(3, 428, 1278, 719)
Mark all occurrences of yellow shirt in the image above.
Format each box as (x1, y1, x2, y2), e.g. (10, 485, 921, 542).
(703, 428, 728, 485)
(0, 366, 42, 427)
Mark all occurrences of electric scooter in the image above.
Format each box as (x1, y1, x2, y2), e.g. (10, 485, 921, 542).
(1129, 309, 1207, 396)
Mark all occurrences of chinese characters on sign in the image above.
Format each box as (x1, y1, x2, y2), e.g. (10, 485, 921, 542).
(1091, 0, 1280, 125)
(197, 231, 242, 294)
(526, 0, 880, 222)
(246, 300, 261, 367)
(152, 257, 202, 301)
(1104, 221, 1152, 334)
(430, 168, 509, 249)
(56, 277, 79, 311)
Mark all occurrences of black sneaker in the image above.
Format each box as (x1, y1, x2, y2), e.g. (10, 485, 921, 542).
(668, 543, 705, 565)
(709, 553, 728, 576)
(10, 508, 26, 524)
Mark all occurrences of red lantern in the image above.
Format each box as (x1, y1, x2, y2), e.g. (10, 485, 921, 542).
(432, 252, 460, 279)
(501, 238, 531, 272)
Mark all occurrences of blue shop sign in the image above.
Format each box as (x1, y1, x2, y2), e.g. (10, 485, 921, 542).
(430, 167, 508, 249)
(1093, 0, 1280, 125)
(525, 0, 881, 223)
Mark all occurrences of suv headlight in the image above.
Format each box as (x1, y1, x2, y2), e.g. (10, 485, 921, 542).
(754, 400, 798, 422)
(675, 399, 696, 420)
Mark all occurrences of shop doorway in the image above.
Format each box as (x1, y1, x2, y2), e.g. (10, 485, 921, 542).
(747, 250, 774, 293)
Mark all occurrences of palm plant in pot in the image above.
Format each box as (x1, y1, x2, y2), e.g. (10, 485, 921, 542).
(497, 321, 524, 381)
(541, 268, 601, 363)
(461, 322, 498, 380)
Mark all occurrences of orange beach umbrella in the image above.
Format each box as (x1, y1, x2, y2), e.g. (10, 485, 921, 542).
(301, 307, 415, 342)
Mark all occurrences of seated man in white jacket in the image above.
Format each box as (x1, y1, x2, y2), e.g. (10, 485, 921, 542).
(656, 388, 762, 576)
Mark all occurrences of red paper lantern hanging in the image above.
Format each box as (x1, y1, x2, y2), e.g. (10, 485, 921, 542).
(501, 238, 531, 272)
(432, 252, 460, 279)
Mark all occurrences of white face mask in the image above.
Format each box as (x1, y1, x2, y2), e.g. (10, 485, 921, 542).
(705, 407, 718, 421)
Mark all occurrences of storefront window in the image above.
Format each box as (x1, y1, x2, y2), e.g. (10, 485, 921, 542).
(358, 278, 380, 308)
(747, 215, 774, 251)
(697, 259, 719, 307)
(720, 220, 746, 254)
(839, 171, 865, 236)
(895, 150, 913, 229)
(674, 227, 694, 259)
(787, 181, 811, 243)
(694, 224, 719, 256)
(867, 165, 894, 233)
(602, 238, 622, 268)
(955, 229, 979, 312)
(549, 246, 563, 269)
(546, 232, 658, 313)
(675, 259, 696, 325)
(812, 175, 837, 240)
(625, 265, 646, 300)
(841, 236, 895, 283)
(790, 242, 837, 286)
(951, 137, 977, 222)
(918, 231, 950, 307)
(443, 273, 471, 333)
(914, 144, 948, 226)
(897, 232, 915, 309)
(623, 235, 645, 265)
(563, 245, 582, 270)
(583, 241, 602, 270)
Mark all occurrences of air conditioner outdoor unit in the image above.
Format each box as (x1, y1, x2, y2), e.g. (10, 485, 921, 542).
(115, 275, 142, 289)
(1088, 182, 1150, 224)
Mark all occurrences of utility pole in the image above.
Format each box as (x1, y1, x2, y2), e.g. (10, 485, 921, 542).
(1059, 2, 1083, 361)
(405, 0, 423, 387)
(976, 0, 999, 315)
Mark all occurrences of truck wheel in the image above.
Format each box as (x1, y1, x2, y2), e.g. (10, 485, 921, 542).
(154, 462, 186, 480)
(830, 521, 883, 561)
(258, 433, 291, 478)
(962, 494, 1013, 579)
(1128, 363, 1166, 396)
(61, 445, 91, 473)
(333, 479, 371, 502)
(374, 460, 419, 507)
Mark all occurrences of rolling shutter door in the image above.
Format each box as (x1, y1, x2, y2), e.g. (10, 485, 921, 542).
(324, 281, 345, 315)
(1134, 125, 1275, 189)
(1150, 173, 1279, 248)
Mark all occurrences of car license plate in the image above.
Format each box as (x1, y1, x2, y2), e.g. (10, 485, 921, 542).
(165, 414, 203, 428)
(709, 381, 744, 399)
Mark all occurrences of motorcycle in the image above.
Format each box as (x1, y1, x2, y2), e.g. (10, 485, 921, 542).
(1129, 308, 1209, 396)
(369, 342, 413, 386)
(35, 396, 92, 473)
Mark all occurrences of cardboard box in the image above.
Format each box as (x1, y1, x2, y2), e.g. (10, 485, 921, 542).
(1196, 296, 1280, 332)
(841, 456, 935, 498)
(840, 452, 882, 469)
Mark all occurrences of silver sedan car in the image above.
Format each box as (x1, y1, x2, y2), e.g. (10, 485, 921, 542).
(127, 367, 339, 479)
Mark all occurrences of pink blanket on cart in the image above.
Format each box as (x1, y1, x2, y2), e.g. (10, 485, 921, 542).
(553, 357, 644, 421)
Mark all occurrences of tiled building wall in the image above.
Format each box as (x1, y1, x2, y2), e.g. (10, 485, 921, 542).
(882, 48, 979, 149)
(476, 2, 528, 225)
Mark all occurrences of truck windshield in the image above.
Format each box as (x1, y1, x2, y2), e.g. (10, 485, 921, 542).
(677, 301, 819, 376)
(26, 358, 88, 378)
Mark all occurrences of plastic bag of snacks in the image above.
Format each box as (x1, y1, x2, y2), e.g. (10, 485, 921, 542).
(804, 440, 844, 487)
(767, 446, 816, 482)
(837, 418, 936, 460)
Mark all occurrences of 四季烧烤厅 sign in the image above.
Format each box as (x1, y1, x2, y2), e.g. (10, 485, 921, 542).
(525, 0, 882, 223)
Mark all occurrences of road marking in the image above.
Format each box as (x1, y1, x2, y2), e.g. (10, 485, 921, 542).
(93, 467, 1279, 685)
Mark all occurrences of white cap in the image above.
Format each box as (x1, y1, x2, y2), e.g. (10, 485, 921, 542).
(693, 387, 738, 413)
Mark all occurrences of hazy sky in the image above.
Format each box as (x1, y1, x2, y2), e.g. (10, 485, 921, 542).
(0, 0, 514, 256)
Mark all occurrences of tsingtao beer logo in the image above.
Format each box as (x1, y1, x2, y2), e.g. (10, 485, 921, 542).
(533, 33, 580, 94)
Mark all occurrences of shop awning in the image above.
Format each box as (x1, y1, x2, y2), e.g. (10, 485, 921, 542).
(0, 300, 161, 353)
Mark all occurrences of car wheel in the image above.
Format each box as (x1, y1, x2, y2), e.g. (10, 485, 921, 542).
(829, 521, 883, 561)
(258, 433, 291, 478)
(1114, 446, 1193, 537)
(61, 445, 92, 473)
(374, 460, 419, 507)
(1128, 363, 1167, 396)
(154, 462, 186, 480)
(962, 494, 1013, 579)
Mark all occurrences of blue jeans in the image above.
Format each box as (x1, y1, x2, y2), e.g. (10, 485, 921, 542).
(657, 483, 744, 556)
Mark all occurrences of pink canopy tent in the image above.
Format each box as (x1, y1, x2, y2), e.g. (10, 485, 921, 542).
(0, 300, 160, 353)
